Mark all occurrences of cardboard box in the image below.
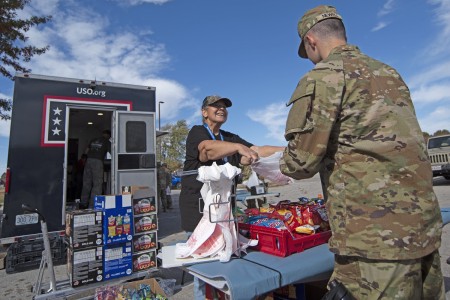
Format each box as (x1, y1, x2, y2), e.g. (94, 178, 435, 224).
(121, 185, 149, 195)
(103, 208, 133, 245)
(123, 186, 157, 215)
(133, 232, 158, 252)
(250, 185, 266, 195)
(65, 210, 103, 249)
(67, 246, 103, 287)
(134, 213, 157, 234)
(132, 249, 157, 272)
(95, 278, 167, 299)
(95, 195, 134, 245)
(94, 194, 132, 210)
(103, 242, 133, 281)
(133, 195, 157, 215)
(122, 278, 167, 298)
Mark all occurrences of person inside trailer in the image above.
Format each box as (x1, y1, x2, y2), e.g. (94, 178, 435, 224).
(80, 129, 111, 209)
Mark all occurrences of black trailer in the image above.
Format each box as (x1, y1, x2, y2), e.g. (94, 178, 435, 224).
(1, 74, 158, 246)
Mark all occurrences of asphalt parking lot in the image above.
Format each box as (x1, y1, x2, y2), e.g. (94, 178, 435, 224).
(0, 174, 449, 299)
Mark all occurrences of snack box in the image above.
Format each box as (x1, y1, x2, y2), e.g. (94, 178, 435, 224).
(103, 209, 133, 245)
(238, 223, 331, 257)
(133, 196, 157, 215)
(67, 246, 103, 287)
(95, 195, 134, 245)
(122, 186, 157, 215)
(65, 210, 103, 249)
(94, 194, 132, 210)
(103, 242, 133, 281)
(134, 214, 158, 234)
(132, 232, 158, 252)
(132, 249, 157, 272)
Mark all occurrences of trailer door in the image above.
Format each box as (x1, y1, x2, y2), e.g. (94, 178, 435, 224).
(112, 111, 156, 194)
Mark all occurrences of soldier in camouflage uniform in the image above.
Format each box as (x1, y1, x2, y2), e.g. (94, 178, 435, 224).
(157, 162, 168, 212)
(162, 163, 173, 209)
(81, 129, 111, 209)
(280, 5, 444, 299)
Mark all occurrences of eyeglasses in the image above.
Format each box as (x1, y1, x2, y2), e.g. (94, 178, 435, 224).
(208, 103, 228, 109)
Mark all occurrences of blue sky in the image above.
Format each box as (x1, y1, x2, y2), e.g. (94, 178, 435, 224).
(1, 0, 450, 174)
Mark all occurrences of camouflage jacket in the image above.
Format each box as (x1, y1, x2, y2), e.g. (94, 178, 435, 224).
(280, 45, 442, 260)
(157, 168, 168, 188)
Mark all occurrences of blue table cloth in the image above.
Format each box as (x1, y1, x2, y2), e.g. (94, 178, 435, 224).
(187, 207, 450, 300)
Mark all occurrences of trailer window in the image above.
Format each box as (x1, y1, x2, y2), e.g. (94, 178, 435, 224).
(126, 121, 147, 152)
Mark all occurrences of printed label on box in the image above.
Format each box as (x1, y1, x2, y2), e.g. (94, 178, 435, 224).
(95, 194, 132, 210)
(66, 210, 103, 249)
(68, 246, 103, 287)
(121, 185, 150, 195)
(132, 249, 157, 272)
(134, 214, 157, 234)
(104, 208, 134, 245)
(103, 242, 133, 281)
(133, 197, 156, 215)
(133, 232, 157, 252)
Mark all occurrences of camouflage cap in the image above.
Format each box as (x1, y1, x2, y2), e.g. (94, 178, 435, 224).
(298, 5, 342, 58)
(201, 95, 232, 108)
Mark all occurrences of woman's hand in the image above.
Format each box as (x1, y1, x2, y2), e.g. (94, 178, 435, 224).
(238, 144, 259, 165)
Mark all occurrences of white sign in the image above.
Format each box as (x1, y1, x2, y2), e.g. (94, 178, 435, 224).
(432, 165, 442, 171)
(15, 213, 39, 226)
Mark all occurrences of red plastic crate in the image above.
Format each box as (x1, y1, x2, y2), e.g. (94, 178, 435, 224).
(239, 223, 331, 257)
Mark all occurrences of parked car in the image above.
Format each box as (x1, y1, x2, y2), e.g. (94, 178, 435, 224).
(172, 175, 181, 189)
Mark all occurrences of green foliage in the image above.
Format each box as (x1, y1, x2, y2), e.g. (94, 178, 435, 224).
(423, 131, 430, 144)
(0, 0, 52, 120)
(157, 120, 190, 172)
(432, 129, 450, 136)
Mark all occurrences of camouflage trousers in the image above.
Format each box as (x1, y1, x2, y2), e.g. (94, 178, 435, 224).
(157, 185, 167, 212)
(329, 250, 445, 299)
(80, 158, 104, 208)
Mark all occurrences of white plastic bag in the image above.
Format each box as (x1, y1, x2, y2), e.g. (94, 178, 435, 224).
(251, 151, 292, 185)
(246, 170, 261, 188)
(175, 162, 243, 262)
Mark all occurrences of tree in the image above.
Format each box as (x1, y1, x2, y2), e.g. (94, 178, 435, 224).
(433, 129, 450, 136)
(423, 131, 430, 144)
(157, 120, 190, 172)
(0, 0, 51, 120)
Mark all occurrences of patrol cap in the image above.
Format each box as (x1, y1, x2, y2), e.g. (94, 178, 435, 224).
(298, 5, 343, 58)
(201, 95, 232, 109)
